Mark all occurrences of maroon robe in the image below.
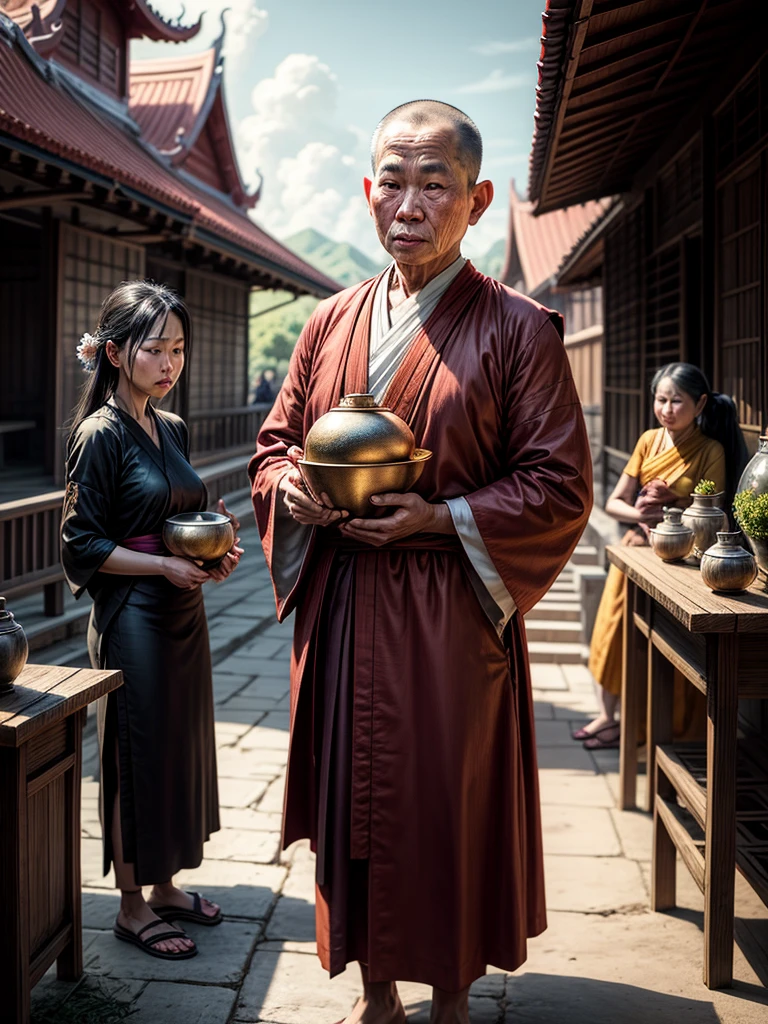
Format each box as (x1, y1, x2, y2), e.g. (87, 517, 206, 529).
(249, 262, 592, 990)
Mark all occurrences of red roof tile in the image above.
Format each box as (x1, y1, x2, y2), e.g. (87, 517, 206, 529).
(130, 48, 218, 154)
(0, 28, 338, 297)
(500, 182, 610, 295)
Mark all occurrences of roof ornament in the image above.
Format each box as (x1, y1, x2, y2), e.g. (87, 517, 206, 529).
(161, 126, 186, 158)
(25, 3, 63, 46)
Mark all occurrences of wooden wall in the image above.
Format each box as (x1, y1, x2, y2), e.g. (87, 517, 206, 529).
(185, 269, 249, 416)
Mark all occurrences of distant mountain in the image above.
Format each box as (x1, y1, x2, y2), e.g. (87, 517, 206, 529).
(473, 239, 506, 280)
(284, 228, 385, 287)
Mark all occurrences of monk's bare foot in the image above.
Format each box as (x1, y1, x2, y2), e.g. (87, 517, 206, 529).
(149, 882, 220, 919)
(430, 984, 470, 1024)
(343, 988, 406, 1024)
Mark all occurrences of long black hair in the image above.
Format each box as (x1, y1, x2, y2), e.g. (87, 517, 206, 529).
(650, 362, 748, 508)
(69, 280, 192, 435)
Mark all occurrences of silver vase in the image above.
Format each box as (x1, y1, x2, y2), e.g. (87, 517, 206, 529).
(682, 492, 728, 559)
(736, 435, 768, 580)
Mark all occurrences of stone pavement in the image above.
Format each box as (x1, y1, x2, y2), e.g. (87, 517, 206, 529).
(31, 532, 768, 1023)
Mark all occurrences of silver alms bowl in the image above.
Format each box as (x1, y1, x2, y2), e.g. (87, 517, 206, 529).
(163, 512, 234, 569)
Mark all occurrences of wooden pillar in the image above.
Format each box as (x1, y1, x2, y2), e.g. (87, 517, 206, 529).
(57, 710, 85, 980)
(619, 578, 647, 809)
(0, 745, 30, 1024)
(703, 631, 738, 989)
(41, 210, 60, 479)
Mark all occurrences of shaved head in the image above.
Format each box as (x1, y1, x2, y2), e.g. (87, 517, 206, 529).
(371, 99, 483, 187)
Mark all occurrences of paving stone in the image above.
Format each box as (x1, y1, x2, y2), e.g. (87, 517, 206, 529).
(538, 771, 614, 808)
(213, 673, 253, 703)
(534, 720, 579, 747)
(217, 747, 278, 779)
(399, 981, 503, 1024)
(31, 974, 144, 1020)
(205, 827, 281, 864)
(215, 720, 253, 746)
(529, 664, 568, 690)
(131, 981, 237, 1023)
(87, 919, 259, 984)
(235, 944, 361, 1023)
(220, 806, 284, 832)
(544, 854, 647, 913)
(609, 808, 654, 862)
(533, 701, 555, 720)
(81, 837, 114, 888)
(260, 710, 291, 732)
(258, 775, 287, 813)
(236, 637, 286, 659)
(505, 910, 768, 1024)
(552, 704, 593, 721)
(239, 724, 291, 751)
(81, 887, 120, 930)
(214, 708, 268, 726)
(218, 776, 269, 808)
(536, 745, 596, 772)
(266, 892, 317, 941)
(541, 805, 621, 856)
(560, 663, 597, 687)
(174, 860, 287, 920)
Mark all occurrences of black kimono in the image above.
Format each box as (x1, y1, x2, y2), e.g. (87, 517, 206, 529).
(61, 402, 220, 883)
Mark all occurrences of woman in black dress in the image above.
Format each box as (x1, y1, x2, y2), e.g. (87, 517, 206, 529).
(61, 281, 242, 960)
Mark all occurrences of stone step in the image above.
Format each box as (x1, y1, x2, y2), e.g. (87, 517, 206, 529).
(525, 619, 582, 643)
(548, 581, 578, 594)
(527, 640, 585, 664)
(528, 601, 581, 622)
(570, 544, 600, 566)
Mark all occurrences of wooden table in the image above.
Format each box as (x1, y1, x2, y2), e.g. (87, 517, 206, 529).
(608, 545, 768, 988)
(0, 664, 122, 1024)
(0, 420, 35, 468)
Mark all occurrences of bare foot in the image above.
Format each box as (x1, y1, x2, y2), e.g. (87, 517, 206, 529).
(149, 883, 220, 919)
(117, 898, 194, 955)
(430, 984, 470, 1024)
(578, 714, 615, 736)
(342, 993, 407, 1024)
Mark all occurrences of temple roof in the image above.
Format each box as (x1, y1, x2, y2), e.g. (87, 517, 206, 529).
(4, 0, 201, 51)
(0, 17, 338, 297)
(500, 181, 610, 296)
(129, 30, 257, 209)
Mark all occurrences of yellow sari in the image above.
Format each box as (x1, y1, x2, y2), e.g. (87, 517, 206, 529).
(588, 427, 726, 728)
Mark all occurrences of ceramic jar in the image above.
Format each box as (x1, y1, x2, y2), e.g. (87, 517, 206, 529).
(0, 596, 28, 695)
(735, 435, 768, 580)
(700, 532, 758, 593)
(682, 492, 728, 559)
(303, 394, 415, 465)
(649, 507, 695, 562)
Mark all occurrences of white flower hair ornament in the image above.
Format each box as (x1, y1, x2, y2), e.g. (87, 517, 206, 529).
(76, 332, 103, 373)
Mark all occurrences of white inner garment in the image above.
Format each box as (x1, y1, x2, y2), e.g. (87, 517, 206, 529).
(367, 260, 516, 635)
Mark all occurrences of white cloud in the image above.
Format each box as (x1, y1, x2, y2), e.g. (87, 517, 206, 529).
(456, 69, 530, 95)
(237, 54, 383, 259)
(148, 1, 268, 60)
(471, 38, 539, 56)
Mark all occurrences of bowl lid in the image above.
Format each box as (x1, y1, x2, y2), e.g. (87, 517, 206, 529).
(165, 512, 231, 526)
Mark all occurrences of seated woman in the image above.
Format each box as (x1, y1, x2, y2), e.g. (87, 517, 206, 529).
(61, 281, 243, 960)
(579, 362, 747, 750)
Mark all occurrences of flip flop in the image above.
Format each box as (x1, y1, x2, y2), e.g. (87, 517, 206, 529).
(583, 727, 621, 750)
(572, 721, 618, 742)
(149, 890, 223, 926)
(113, 919, 197, 960)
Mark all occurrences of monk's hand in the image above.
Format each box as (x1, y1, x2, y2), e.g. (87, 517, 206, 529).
(206, 541, 244, 583)
(279, 446, 348, 527)
(217, 498, 241, 535)
(340, 492, 451, 547)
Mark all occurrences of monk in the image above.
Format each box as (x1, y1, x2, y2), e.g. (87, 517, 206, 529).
(249, 100, 592, 1024)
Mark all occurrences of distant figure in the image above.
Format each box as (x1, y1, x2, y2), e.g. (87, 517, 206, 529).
(253, 370, 275, 404)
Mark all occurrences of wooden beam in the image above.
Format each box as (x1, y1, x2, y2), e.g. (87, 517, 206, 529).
(0, 190, 85, 212)
(537, 0, 595, 208)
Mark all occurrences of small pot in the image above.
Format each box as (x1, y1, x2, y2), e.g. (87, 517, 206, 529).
(682, 492, 728, 559)
(0, 596, 29, 695)
(649, 507, 695, 562)
(700, 532, 758, 593)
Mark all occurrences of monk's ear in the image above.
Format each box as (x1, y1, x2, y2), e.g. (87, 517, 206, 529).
(468, 179, 494, 226)
(363, 177, 373, 208)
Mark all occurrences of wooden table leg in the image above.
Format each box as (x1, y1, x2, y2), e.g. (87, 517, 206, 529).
(652, 756, 677, 910)
(645, 642, 675, 814)
(0, 746, 31, 1024)
(703, 632, 738, 989)
(619, 579, 646, 809)
(57, 709, 85, 981)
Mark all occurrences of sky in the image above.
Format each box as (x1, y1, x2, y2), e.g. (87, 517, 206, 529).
(133, 0, 546, 260)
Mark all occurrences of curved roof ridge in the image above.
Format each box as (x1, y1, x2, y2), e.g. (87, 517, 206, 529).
(5, 0, 202, 46)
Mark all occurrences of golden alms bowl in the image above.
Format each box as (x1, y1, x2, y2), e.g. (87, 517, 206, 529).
(298, 450, 432, 519)
(304, 393, 415, 464)
(163, 511, 234, 569)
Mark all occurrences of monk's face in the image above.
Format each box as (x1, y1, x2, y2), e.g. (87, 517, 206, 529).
(365, 120, 492, 272)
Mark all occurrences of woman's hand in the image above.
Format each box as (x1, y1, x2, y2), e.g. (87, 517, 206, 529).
(339, 493, 451, 548)
(161, 555, 210, 590)
(279, 446, 348, 527)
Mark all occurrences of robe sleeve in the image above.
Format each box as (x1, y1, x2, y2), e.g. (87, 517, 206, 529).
(248, 310, 321, 619)
(464, 314, 593, 618)
(623, 431, 653, 479)
(60, 418, 121, 598)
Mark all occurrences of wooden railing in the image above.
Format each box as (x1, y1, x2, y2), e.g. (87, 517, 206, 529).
(188, 404, 271, 458)
(0, 446, 260, 616)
